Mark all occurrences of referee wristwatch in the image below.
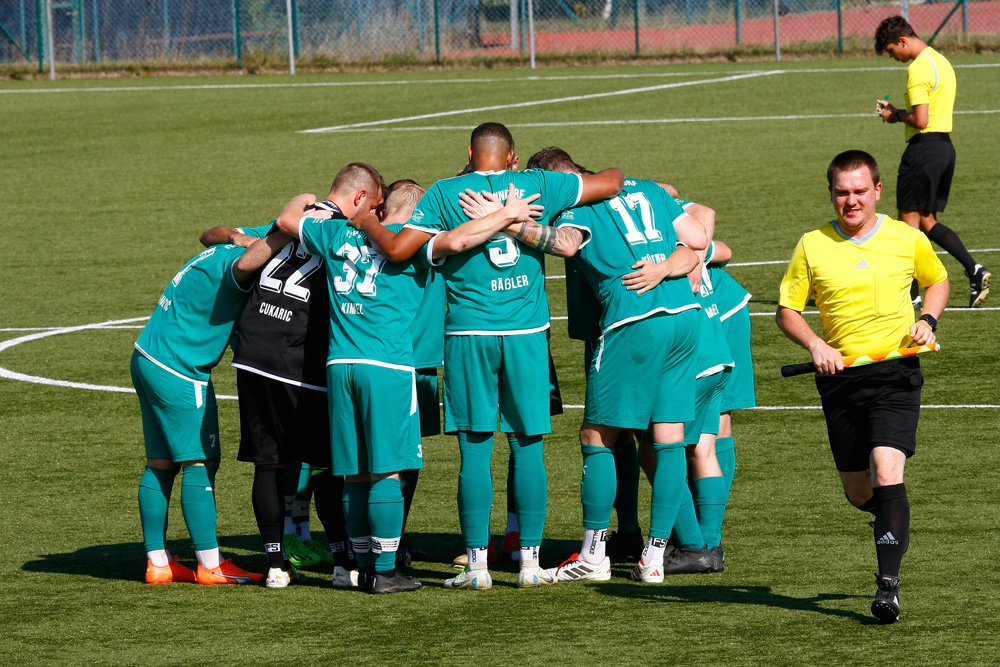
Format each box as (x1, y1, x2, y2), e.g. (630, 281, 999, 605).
(919, 313, 938, 331)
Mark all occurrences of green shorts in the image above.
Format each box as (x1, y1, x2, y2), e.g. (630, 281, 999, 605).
(130, 349, 221, 463)
(584, 310, 699, 429)
(684, 367, 730, 444)
(443, 331, 551, 436)
(327, 362, 422, 476)
(720, 307, 756, 412)
(416, 367, 442, 438)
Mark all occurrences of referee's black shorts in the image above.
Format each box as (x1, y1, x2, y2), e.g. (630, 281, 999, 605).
(815, 357, 923, 472)
(896, 133, 955, 214)
(236, 369, 331, 467)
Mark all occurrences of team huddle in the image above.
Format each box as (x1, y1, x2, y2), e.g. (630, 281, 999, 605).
(131, 17, 978, 623)
(131, 121, 757, 596)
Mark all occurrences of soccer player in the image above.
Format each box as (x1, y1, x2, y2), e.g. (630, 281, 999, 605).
(874, 16, 990, 307)
(355, 123, 624, 590)
(199, 168, 383, 588)
(776, 150, 949, 623)
(276, 175, 544, 593)
(476, 146, 708, 584)
(132, 227, 292, 585)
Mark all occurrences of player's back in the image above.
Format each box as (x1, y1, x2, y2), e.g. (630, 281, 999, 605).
(136, 244, 250, 380)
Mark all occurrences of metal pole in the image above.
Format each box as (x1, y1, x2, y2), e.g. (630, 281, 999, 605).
(233, 0, 242, 67)
(417, 0, 423, 54)
(92, 0, 99, 60)
(20, 0, 27, 54)
(836, 0, 842, 53)
(901, 0, 909, 22)
(36, 0, 43, 73)
(519, 0, 526, 54)
(433, 0, 440, 62)
(634, 0, 639, 55)
(527, 0, 535, 68)
(291, 0, 299, 58)
(46, 0, 54, 79)
(736, 0, 741, 46)
(685, 0, 692, 26)
(962, 0, 967, 33)
(285, 0, 295, 73)
(162, 0, 169, 59)
(772, 0, 780, 61)
(510, 0, 517, 49)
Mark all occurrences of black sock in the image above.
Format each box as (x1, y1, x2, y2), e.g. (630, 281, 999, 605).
(252, 466, 286, 569)
(872, 483, 910, 577)
(312, 469, 351, 567)
(400, 468, 420, 533)
(857, 496, 878, 515)
(927, 223, 978, 276)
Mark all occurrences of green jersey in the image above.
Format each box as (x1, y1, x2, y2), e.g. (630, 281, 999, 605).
(692, 263, 735, 378)
(135, 244, 251, 382)
(555, 178, 700, 334)
(409, 269, 446, 368)
(299, 218, 428, 368)
(406, 169, 583, 335)
(705, 242, 752, 324)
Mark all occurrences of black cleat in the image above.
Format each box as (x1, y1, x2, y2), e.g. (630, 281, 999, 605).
(969, 264, 991, 308)
(396, 538, 427, 568)
(705, 545, 724, 573)
(871, 574, 900, 623)
(370, 570, 422, 594)
(357, 567, 376, 593)
(661, 547, 713, 575)
(606, 529, 645, 561)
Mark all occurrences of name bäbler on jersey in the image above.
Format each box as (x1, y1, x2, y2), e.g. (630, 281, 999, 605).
(492, 274, 529, 292)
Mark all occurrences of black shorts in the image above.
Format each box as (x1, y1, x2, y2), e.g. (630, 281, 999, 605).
(815, 358, 923, 473)
(896, 133, 955, 214)
(236, 369, 331, 467)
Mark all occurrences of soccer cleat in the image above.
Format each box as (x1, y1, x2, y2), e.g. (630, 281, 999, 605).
(871, 574, 901, 623)
(502, 531, 521, 561)
(302, 539, 335, 565)
(284, 534, 324, 569)
(196, 559, 264, 585)
(969, 264, 991, 308)
(548, 553, 611, 582)
(265, 566, 305, 589)
(145, 556, 196, 584)
(331, 565, 359, 588)
(395, 538, 427, 568)
(517, 566, 557, 588)
(631, 559, 664, 583)
(606, 529, 645, 561)
(705, 545, 725, 573)
(661, 547, 714, 575)
(444, 566, 493, 590)
(370, 570, 422, 594)
(451, 540, 498, 569)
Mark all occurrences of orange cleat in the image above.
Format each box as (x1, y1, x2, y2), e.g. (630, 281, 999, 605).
(146, 556, 197, 584)
(195, 559, 264, 585)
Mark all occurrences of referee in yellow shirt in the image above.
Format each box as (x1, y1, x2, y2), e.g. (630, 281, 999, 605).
(777, 150, 949, 624)
(874, 16, 990, 308)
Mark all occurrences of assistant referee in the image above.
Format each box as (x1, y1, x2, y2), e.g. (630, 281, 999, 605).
(776, 150, 949, 624)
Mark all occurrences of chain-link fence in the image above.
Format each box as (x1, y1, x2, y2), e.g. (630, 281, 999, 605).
(2, 0, 998, 69)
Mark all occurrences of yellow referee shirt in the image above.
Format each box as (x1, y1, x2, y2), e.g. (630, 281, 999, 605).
(779, 215, 948, 358)
(905, 46, 956, 142)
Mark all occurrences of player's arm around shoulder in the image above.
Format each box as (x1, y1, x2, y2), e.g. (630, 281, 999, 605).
(233, 231, 293, 286)
(434, 184, 543, 258)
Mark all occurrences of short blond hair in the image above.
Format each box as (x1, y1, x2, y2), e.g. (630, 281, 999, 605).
(383, 183, 425, 220)
(331, 162, 385, 204)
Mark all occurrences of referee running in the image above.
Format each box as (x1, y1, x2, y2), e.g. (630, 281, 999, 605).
(776, 150, 949, 623)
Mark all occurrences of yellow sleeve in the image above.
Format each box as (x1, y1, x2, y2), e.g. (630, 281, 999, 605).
(778, 237, 811, 311)
(914, 232, 948, 288)
(907, 58, 933, 107)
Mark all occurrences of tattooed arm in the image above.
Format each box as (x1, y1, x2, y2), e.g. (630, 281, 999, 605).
(504, 220, 584, 258)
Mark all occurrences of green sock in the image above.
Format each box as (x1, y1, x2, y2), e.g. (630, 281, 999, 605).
(648, 442, 686, 540)
(180, 465, 218, 551)
(692, 476, 728, 548)
(138, 466, 176, 552)
(368, 477, 403, 572)
(670, 485, 705, 549)
(457, 432, 494, 548)
(581, 444, 616, 530)
(716, 437, 736, 496)
(509, 434, 546, 547)
(343, 481, 374, 569)
(612, 437, 641, 534)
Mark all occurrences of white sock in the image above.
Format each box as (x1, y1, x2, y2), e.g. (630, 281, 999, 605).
(467, 547, 489, 570)
(519, 545, 540, 569)
(195, 547, 221, 569)
(581, 528, 608, 564)
(505, 512, 519, 534)
(640, 537, 667, 565)
(147, 549, 169, 567)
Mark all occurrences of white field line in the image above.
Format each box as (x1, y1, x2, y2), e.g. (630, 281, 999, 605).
(299, 71, 782, 133)
(3, 62, 997, 95)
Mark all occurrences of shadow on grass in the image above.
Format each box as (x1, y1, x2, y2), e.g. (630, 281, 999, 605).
(595, 577, 875, 623)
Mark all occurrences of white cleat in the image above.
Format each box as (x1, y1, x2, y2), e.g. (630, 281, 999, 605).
(265, 567, 304, 589)
(331, 565, 359, 588)
(444, 567, 493, 590)
(631, 559, 664, 584)
(549, 554, 612, 582)
(517, 566, 557, 588)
